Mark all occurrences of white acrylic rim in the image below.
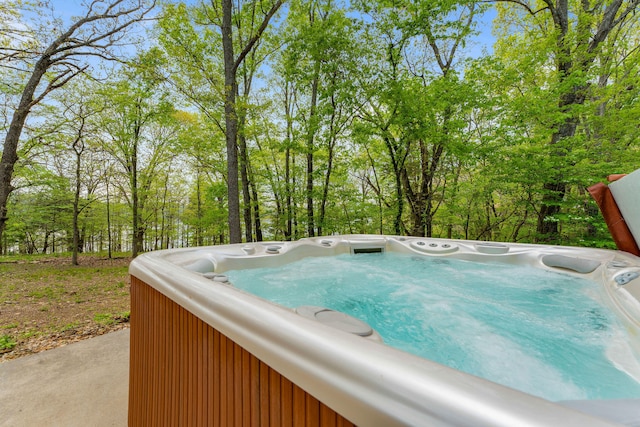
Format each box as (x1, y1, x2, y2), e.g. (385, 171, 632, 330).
(129, 235, 640, 427)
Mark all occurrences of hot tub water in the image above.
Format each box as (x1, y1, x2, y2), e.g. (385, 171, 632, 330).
(226, 252, 640, 402)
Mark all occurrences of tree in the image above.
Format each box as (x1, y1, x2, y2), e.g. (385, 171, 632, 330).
(493, 0, 640, 241)
(221, 0, 283, 243)
(0, 0, 156, 244)
(98, 58, 177, 257)
(64, 93, 98, 264)
(157, 0, 283, 243)
(354, 0, 481, 237)
(279, 0, 363, 236)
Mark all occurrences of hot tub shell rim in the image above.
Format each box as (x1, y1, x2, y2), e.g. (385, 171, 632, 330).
(129, 234, 639, 427)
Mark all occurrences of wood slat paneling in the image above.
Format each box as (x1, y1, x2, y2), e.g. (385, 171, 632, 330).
(129, 276, 357, 427)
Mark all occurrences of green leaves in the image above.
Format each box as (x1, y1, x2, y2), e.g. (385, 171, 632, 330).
(3, 0, 639, 252)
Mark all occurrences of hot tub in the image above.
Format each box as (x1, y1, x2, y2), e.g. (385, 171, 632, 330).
(128, 235, 640, 426)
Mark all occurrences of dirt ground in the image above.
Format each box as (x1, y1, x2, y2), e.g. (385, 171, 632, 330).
(0, 255, 131, 362)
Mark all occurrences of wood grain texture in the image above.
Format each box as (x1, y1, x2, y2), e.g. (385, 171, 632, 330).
(129, 276, 357, 427)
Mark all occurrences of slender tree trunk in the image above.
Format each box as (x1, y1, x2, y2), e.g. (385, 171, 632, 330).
(535, 41, 575, 240)
(196, 171, 204, 246)
(238, 125, 253, 242)
(381, 134, 407, 235)
(238, 63, 256, 243)
(131, 123, 142, 257)
(132, 174, 140, 257)
(222, 0, 242, 244)
(318, 85, 340, 236)
(42, 230, 51, 254)
(293, 154, 299, 239)
(284, 82, 294, 240)
(250, 168, 263, 241)
(306, 63, 320, 237)
(318, 110, 337, 236)
(159, 172, 170, 249)
(106, 178, 112, 259)
(220, 0, 283, 243)
(285, 146, 292, 240)
(72, 146, 83, 265)
(71, 115, 87, 265)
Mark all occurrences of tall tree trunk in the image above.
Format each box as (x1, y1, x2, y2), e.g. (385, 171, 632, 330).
(400, 141, 445, 237)
(382, 135, 406, 236)
(292, 154, 299, 239)
(106, 178, 112, 259)
(222, 0, 242, 244)
(42, 230, 51, 254)
(285, 146, 292, 240)
(238, 122, 253, 242)
(71, 115, 87, 265)
(284, 82, 294, 240)
(131, 120, 142, 257)
(535, 39, 575, 240)
(221, 0, 283, 244)
(533, 0, 632, 241)
(249, 166, 263, 241)
(0, 60, 49, 243)
(306, 62, 321, 237)
(238, 61, 256, 243)
(318, 105, 337, 236)
(196, 171, 204, 246)
(72, 145, 83, 265)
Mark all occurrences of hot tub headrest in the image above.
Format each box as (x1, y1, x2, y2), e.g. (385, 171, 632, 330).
(295, 305, 373, 337)
(541, 254, 601, 274)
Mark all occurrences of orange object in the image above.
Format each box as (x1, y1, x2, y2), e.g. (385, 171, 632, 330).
(587, 182, 640, 256)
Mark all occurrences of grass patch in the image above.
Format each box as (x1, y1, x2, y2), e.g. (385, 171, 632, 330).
(0, 334, 17, 351)
(29, 285, 64, 300)
(94, 313, 115, 325)
(0, 254, 131, 359)
(20, 330, 39, 340)
(94, 311, 130, 326)
(62, 322, 82, 331)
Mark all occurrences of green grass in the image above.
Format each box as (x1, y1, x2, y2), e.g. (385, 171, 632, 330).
(62, 322, 82, 331)
(0, 254, 131, 358)
(0, 251, 130, 263)
(94, 311, 130, 326)
(0, 334, 17, 351)
(20, 330, 39, 340)
(93, 313, 115, 325)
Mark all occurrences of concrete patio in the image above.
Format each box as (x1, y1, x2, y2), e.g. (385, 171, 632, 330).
(0, 329, 129, 427)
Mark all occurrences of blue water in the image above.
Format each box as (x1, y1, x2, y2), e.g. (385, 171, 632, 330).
(225, 252, 640, 401)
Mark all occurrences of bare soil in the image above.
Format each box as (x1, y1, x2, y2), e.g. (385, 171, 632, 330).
(0, 255, 131, 362)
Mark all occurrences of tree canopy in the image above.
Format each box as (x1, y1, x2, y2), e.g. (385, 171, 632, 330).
(1, 0, 638, 258)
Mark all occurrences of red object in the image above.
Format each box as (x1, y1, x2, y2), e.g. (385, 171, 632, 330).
(607, 174, 627, 182)
(588, 182, 640, 256)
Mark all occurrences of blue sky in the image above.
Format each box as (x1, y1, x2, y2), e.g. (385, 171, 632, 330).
(29, 0, 497, 87)
(42, 0, 497, 54)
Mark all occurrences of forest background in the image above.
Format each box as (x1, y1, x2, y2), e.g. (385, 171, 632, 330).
(2, 0, 639, 261)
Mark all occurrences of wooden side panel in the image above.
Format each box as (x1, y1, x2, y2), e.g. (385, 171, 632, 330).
(128, 276, 357, 427)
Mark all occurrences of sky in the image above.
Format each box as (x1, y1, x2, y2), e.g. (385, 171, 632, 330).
(40, 0, 498, 56)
